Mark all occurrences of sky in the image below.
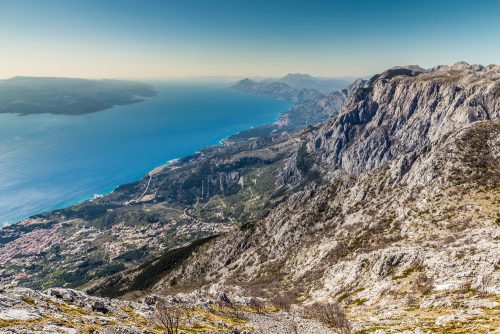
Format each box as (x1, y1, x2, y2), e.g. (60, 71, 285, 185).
(0, 0, 499, 79)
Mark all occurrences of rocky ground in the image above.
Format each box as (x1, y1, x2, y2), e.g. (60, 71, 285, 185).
(0, 283, 499, 333)
(0, 285, 339, 334)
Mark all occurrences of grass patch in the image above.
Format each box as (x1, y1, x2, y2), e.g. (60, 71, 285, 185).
(22, 297, 36, 305)
(337, 292, 350, 302)
(352, 298, 368, 306)
(393, 265, 424, 280)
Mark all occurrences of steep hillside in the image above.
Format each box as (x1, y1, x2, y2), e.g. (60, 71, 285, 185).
(311, 63, 499, 174)
(147, 63, 500, 332)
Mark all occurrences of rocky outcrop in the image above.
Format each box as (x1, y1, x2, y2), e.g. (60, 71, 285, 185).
(0, 285, 336, 334)
(310, 62, 500, 176)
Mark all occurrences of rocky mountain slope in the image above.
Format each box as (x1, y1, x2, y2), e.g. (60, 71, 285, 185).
(1, 62, 499, 333)
(230, 77, 351, 139)
(146, 62, 500, 332)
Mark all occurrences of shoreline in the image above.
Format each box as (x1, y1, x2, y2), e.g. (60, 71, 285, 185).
(2, 89, 293, 228)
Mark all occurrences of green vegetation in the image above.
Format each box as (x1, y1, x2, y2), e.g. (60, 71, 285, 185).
(96, 235, 218, 298)
(337, 292, 350, 302)
(351, 298, 368, 306)
(392, 265, 424, 280)
(22, 297, 36, 305)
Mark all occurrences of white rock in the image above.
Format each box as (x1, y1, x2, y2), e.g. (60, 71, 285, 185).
(0, 308, 41, 321)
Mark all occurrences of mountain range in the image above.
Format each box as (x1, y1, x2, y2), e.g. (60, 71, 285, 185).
(0, 62, 499, 333)
(261, 73, 354, 94)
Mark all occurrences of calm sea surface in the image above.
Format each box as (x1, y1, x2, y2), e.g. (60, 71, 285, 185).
(0, 82, 290, 226)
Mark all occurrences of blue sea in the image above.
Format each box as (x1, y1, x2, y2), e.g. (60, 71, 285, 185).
(0, 82, 290, 226)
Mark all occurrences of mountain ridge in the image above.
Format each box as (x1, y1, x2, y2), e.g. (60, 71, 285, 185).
(260, 73, 353, 94)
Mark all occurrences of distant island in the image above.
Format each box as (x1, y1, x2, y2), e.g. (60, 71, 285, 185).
(0, 76, 156, 115)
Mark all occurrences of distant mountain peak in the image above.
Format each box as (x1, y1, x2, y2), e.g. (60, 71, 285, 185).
(282, 73, 315, 79)
(277, 73, 352, 94)
(389, 65, 425, 72)
(239, 78, 255, 83)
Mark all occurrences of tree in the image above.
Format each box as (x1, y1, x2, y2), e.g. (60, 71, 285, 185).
(154, 299, 181, 334)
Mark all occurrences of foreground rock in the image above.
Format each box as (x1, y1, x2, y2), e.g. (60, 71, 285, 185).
(0, 286, 338, 334)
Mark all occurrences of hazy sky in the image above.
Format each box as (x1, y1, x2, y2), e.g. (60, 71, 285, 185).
(1, 0, 499, 79)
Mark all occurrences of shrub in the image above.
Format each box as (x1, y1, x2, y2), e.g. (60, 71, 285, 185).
(271, 292, 296, 312)
(337, 292, 350, 303)
(305, 302, 351, 334)
(249, 297, 265, 314)
(415, 273, 434, 295)
(351, 298, 368, 306)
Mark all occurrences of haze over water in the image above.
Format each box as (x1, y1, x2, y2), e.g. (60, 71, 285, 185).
(0, 82, 290, 226)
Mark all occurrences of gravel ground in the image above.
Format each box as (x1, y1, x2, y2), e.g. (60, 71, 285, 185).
(246, 311, 335, 334)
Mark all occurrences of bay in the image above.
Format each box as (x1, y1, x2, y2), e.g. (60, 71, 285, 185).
(0, 82, 290, 226)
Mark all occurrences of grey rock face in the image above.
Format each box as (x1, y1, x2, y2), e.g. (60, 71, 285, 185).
(308, 63, 500, 176)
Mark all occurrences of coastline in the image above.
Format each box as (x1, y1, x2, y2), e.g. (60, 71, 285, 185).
(2, 87, 293, 227)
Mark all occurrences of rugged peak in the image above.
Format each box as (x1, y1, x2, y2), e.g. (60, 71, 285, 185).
(369, 65, 424, 84)
(346, 78, 367, 95)
(450, 61, 475, 70)
(390, 64, 426, 73)
(368, 62, 500, 87)
(309, 63, 500, 176)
